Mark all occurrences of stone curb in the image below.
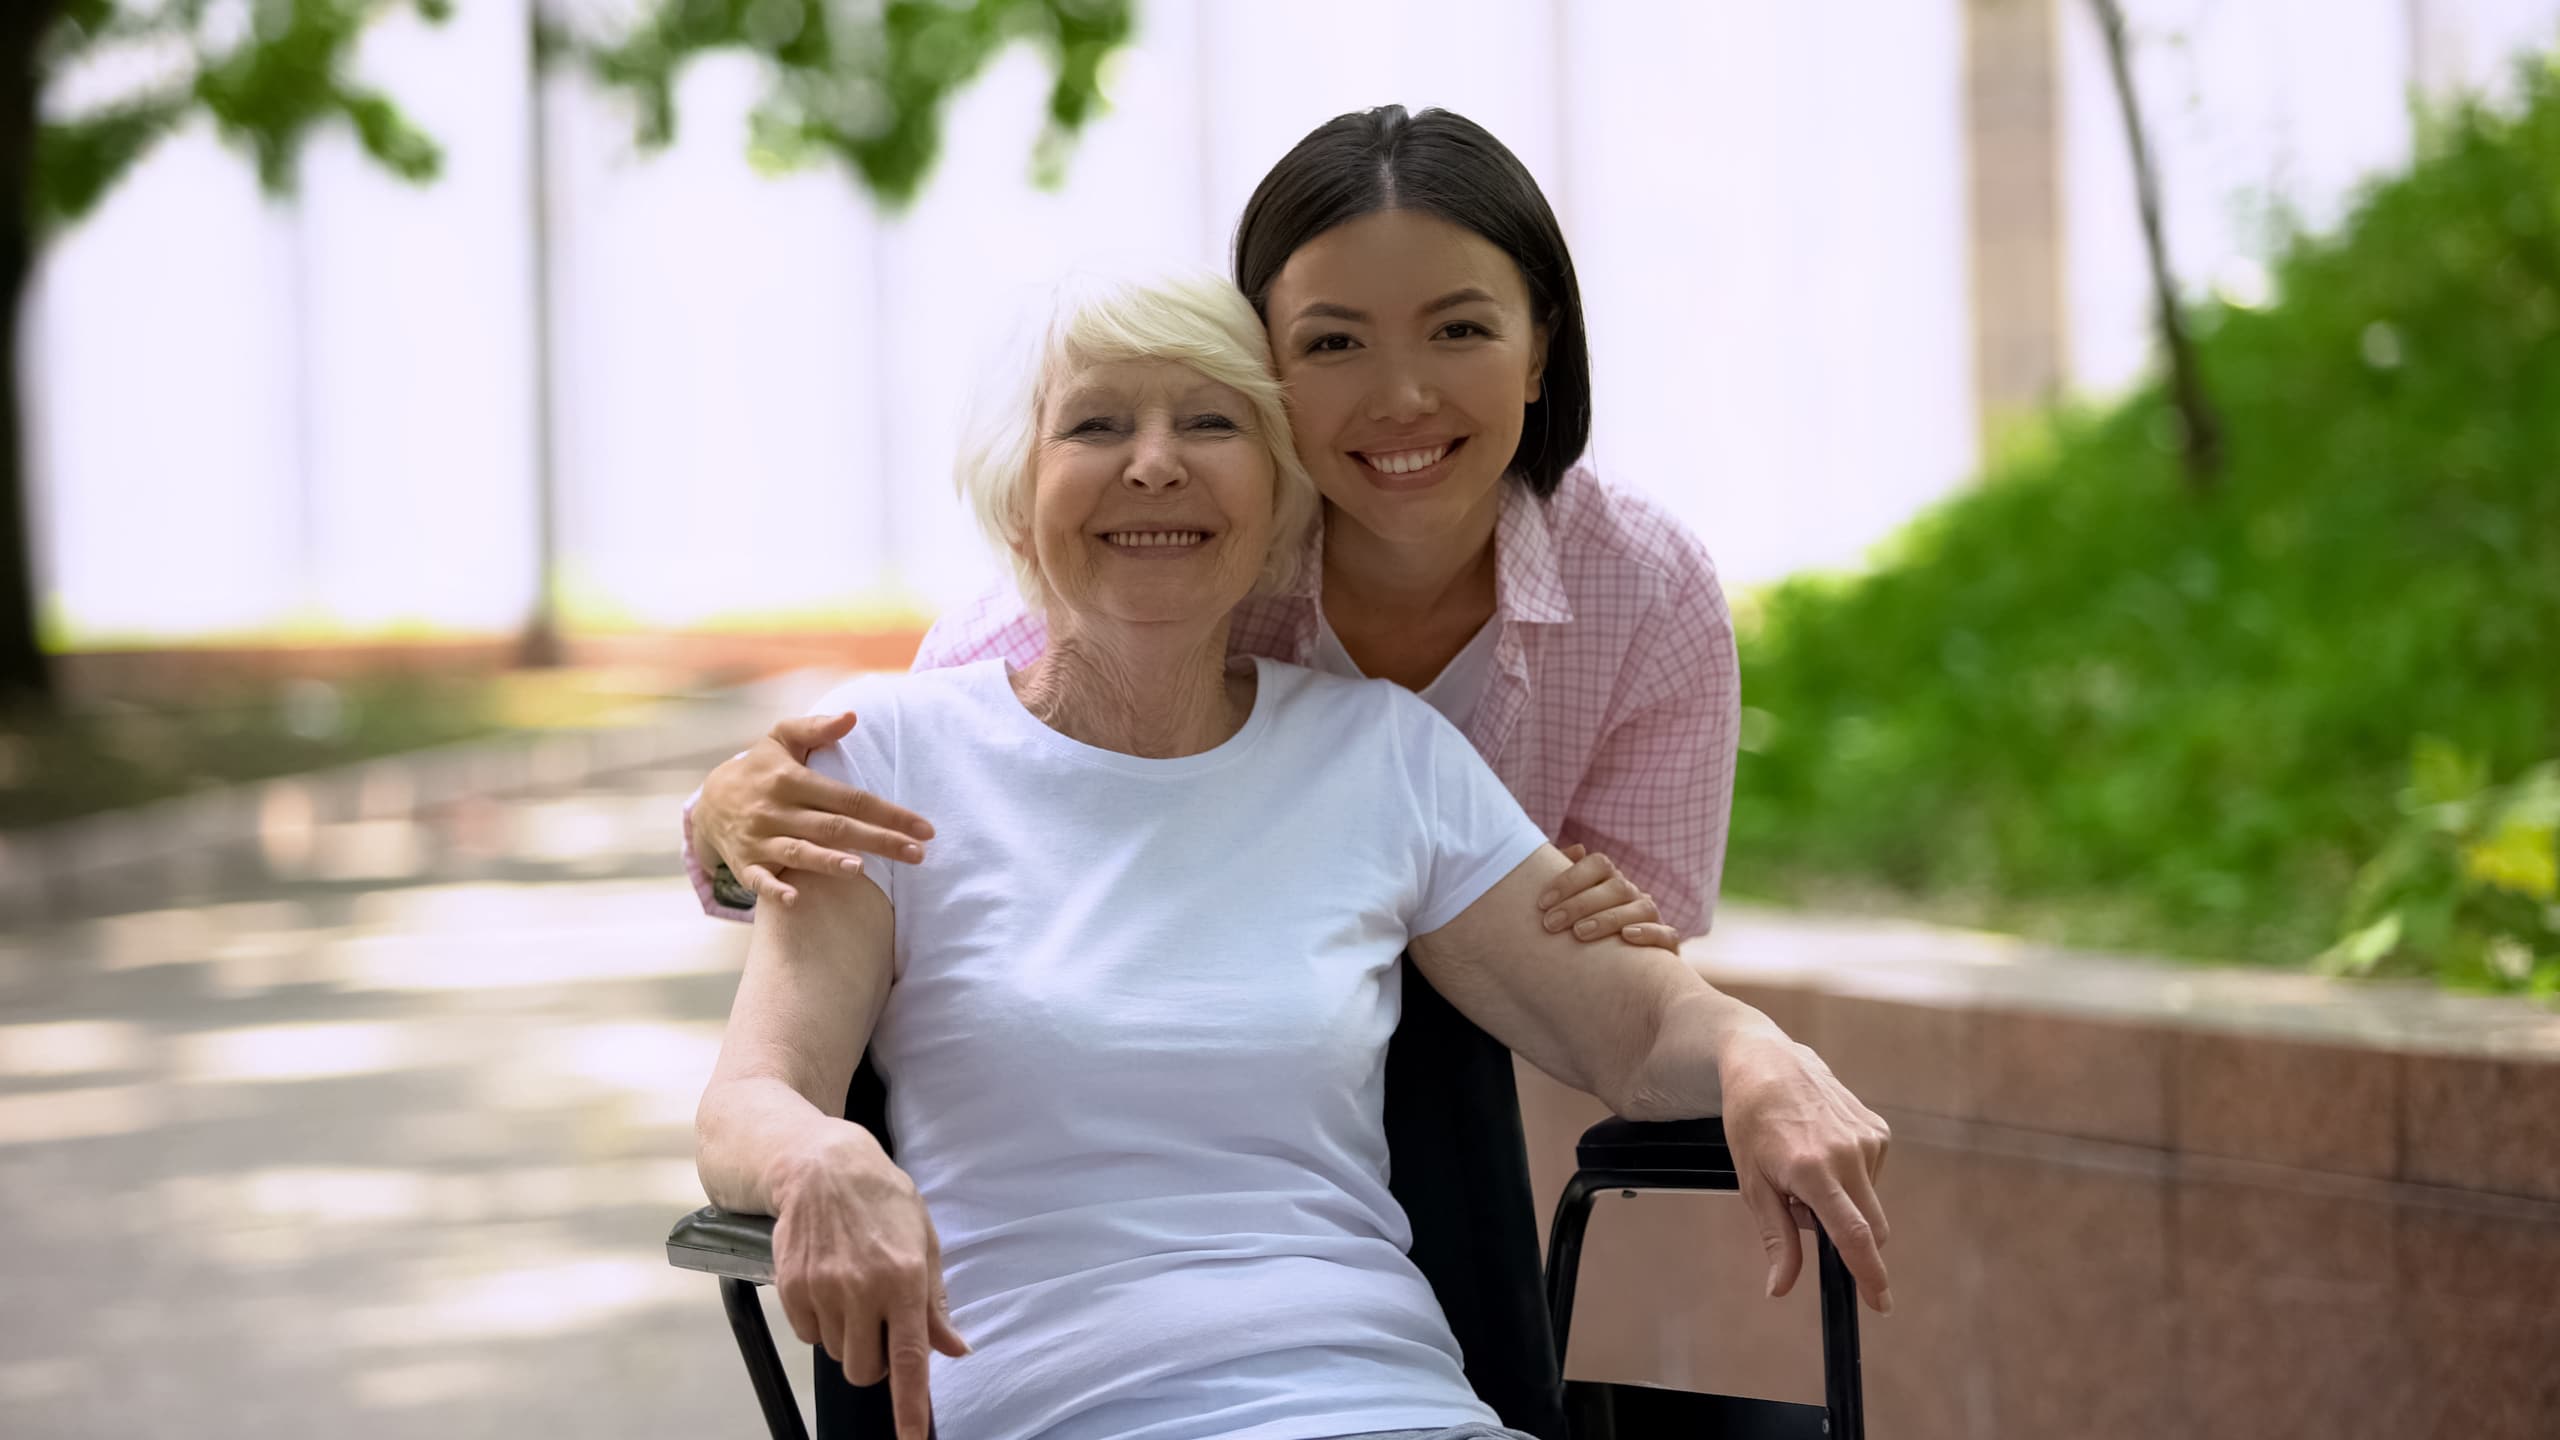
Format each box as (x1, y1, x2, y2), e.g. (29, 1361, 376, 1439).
(0, 667, 859, 930)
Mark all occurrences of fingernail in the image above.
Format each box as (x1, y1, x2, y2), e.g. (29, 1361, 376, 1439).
(1879, 1287, 1895, 1315)
(903, 844, 924, 862)
(1766, 1272, 1779, 1298)
(1535, 890, 1556, 909)
(1544, 910, 1567, 932)
(915, 823, 937, 840)
(839, 857, 862, 873)
(1575, 920, 1597, 938)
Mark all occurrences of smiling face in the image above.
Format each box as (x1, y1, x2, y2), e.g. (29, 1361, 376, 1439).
(1265, 208, 1549, 548)
(1025, 357, 1279, 636)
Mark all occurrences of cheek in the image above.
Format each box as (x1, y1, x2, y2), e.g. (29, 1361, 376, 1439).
(1458, 347, 1541, 418)
(1276, 369, 1354, 450)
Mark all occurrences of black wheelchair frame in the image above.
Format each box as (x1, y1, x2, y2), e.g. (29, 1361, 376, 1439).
(668, 967, 1865, 1440)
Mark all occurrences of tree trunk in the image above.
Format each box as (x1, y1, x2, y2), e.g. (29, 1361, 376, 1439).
(516, 2, 563, 668)
(2089, 0, 2223, 491)
(0, 0, 63, 708)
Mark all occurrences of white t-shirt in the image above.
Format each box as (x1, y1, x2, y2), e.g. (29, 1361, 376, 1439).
(1308, 610, 1500, 734)
(806, 656, 1551, 1440)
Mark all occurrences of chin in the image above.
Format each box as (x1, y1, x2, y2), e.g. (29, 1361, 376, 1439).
(1336, 478, 1497, 542)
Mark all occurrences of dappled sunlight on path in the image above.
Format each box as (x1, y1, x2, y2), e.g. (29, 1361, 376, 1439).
(0, 764, 803, 1438)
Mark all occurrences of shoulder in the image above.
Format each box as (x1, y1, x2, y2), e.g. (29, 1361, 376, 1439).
(1543, 465, 1731, 620)
(805, 662, 1001, 754)
(915, 585, 1046, 671)
(1255, 659, 1450, 746)
(1542, 466, 1735, 701)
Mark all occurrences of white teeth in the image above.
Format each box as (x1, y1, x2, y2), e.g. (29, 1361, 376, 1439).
(1103, 531, 1206, 547)
(1363, 443, 1451, 475)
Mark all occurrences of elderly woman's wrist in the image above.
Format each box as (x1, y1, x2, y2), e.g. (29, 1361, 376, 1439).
(763, 1121, 889, 1208)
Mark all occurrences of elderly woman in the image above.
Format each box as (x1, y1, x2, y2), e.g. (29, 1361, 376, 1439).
(695, 270, 1890, 1440)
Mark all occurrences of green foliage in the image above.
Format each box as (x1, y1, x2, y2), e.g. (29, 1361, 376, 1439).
(2314, 740, 2560, 995)
(35, 0, 450, 231)
(1727, 53, 2560, 977)
(32, 0, 1132, 237)
(579, 0, 1135, 207)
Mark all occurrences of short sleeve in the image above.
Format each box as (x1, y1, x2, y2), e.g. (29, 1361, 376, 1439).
(1407, 701, 1551, 935)
(804, 674, 903, 912)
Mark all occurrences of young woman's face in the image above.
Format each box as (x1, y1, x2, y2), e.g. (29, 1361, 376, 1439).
(1264, 208, 1548, 550)
(1026, 358, 1276, 633)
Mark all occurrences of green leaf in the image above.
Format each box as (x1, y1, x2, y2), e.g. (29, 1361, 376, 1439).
(2408, 736, 2488, 813)
(2314, 911, 2403, 977)
(339, 89, 444, 182)
(33, 94, 193, 228)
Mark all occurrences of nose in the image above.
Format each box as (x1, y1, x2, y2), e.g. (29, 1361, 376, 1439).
(1123, 424, 1188, 493)
(1366, 351, 1439, 424)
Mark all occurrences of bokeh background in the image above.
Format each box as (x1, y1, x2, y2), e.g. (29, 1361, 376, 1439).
(26, 0, 2557, 631)
(7, 1, 2560, 1437)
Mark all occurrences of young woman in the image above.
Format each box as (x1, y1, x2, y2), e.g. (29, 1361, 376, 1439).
(686, 105, 1738, 964)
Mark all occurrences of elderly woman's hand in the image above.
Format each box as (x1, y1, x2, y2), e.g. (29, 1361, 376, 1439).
(1535, 844, 1679, 950)
(699, 712, 938, 907)
(768, 1127, 971, 1440)
(1715, 1027, 1894, 1314)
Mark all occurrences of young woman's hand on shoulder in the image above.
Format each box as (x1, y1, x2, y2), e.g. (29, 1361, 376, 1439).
(696, 711, 937, 907)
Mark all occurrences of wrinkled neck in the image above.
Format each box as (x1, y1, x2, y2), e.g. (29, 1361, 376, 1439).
(1016, 620, 1249, 758)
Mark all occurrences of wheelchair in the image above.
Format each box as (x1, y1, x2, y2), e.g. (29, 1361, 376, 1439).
(668, 966, 1866, 1440)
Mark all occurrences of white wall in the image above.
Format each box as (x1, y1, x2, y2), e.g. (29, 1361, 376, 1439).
(24, 0, 2560, 641)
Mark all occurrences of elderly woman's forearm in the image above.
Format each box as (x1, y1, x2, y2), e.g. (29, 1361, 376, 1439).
(696, 1075, 879, 1215)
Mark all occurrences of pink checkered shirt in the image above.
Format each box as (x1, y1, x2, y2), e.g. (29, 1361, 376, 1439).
(685, 464, 1740, 935)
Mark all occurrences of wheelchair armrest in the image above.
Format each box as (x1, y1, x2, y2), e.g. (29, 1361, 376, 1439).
(1573, 1115, 1736, 1188)
(668, 1205, 777, 1284)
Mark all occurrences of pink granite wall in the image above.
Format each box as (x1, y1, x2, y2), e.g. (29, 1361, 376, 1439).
(1518, 976, 2560, 1439)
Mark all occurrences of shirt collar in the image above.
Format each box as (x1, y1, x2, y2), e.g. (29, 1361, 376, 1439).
(1279, 484, 1575, 625)
(1491, 481, 1574, 625)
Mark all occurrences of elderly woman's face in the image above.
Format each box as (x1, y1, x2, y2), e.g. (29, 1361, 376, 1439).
(1026, 358, 1277, 632)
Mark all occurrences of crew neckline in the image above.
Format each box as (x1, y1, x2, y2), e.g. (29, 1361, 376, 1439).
(980, 655, 1277, 778)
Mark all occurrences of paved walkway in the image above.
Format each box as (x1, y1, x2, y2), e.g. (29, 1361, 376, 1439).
(0, 755, 805, 1438)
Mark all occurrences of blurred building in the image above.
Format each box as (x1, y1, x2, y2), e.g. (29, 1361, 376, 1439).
(24, 0, 2560, 643)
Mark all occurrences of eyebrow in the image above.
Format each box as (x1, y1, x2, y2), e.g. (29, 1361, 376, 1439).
(1290, 287, 1502, 325)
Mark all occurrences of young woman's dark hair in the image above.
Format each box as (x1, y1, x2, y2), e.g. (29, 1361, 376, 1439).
(1232, 105, 1593, 499)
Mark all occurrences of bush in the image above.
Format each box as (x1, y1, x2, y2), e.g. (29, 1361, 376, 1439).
(1726, 54, 2560, 975)
(2316, 741, 2559, 997)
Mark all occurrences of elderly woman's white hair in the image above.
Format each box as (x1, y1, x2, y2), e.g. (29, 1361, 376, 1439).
(953, 267, 1317, 614)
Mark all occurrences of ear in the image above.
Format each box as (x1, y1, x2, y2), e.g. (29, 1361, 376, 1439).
(1525, 322, 1551, 404)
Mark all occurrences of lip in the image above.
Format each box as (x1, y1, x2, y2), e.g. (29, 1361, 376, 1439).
(1350, 436, 1467, 493)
